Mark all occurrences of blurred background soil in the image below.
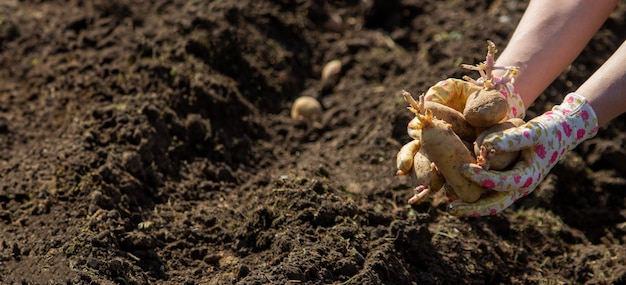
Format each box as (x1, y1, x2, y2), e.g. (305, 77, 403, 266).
(0, 0, 625, 284)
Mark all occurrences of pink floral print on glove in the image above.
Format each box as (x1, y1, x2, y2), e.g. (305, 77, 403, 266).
(450, 93, 599, 216)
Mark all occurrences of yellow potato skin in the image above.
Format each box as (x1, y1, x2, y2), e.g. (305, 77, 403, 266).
(413, 149, 445, 192)
(291, 96, 322, 121)
(396, 139, 421, 176)
(463, 89, 508, 128)
(425, 101, 477, 142)
(421, 116, 483, 203)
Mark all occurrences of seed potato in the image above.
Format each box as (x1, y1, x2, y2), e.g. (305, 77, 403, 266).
(291, 96, 322, 121)
(420, 112, 484, 203)
(463, 89, 508, 128)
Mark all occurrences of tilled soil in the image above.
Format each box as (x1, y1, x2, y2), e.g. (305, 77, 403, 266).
(0, 0, 625, 284)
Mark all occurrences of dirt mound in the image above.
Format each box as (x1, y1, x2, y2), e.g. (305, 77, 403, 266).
(0, 0, 624, 284)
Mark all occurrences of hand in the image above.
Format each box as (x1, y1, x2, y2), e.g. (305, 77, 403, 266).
(450, 93, 599, 216)
(401, 76, 525, 207)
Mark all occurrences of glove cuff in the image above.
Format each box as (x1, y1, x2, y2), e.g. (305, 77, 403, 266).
(550, 92, 599, 149)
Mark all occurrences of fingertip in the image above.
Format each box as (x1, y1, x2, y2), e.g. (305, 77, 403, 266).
(447, 202, 483, 217)
(448, 191, 515, 217)
(460, 163, 484, 181)
(460, 163, 477, 173)
(488, 126, 538, 151)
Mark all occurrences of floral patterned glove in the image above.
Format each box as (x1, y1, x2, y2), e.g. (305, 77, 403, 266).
(449, 93, 599, 216)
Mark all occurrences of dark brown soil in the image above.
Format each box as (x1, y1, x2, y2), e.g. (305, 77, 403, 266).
(1, 0, 625, 284)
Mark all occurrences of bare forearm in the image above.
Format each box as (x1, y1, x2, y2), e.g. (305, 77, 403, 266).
(577, 40, 626, 126)
(495, 0, 617, 107)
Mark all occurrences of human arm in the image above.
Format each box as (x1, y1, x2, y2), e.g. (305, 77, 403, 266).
(452, 42, 626, 216)
(494, 0, 617, 108)
(577, 40, 626, 126)
(448, 1, 626, 216)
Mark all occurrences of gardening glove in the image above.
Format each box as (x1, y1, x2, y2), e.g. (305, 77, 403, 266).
(449, 93, 599, 216)
(424, 77, 525, 120)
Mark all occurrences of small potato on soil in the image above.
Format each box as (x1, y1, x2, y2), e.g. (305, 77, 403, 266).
(321, 59, 342, 83)
(463, 89, 508, 128)
(291, 96, 322, 121)
(474, 118, 525, 170)
(323, 13, 344, 33)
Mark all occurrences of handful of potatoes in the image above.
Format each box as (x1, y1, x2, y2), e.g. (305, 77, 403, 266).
(396, 41, 523, 205)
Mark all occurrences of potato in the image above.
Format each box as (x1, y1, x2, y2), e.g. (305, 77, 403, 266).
(420, 112, 484, 203)
(441, 184, 459, 201)
(424, 101, 477, 142)
(407, 149, 447, 204)
(396, 139, 421, 176)
(291, 96, 322, 121)
(463, 89, 508, 128)
(412, 149, 445, 193)
(474, 118, 525, 170)
(321, 59, 342, 83)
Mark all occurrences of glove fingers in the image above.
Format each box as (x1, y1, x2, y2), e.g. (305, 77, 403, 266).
(448, 191, 516, 216)
(480, 122, 544, 152)
(461, 160, 537, 193)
